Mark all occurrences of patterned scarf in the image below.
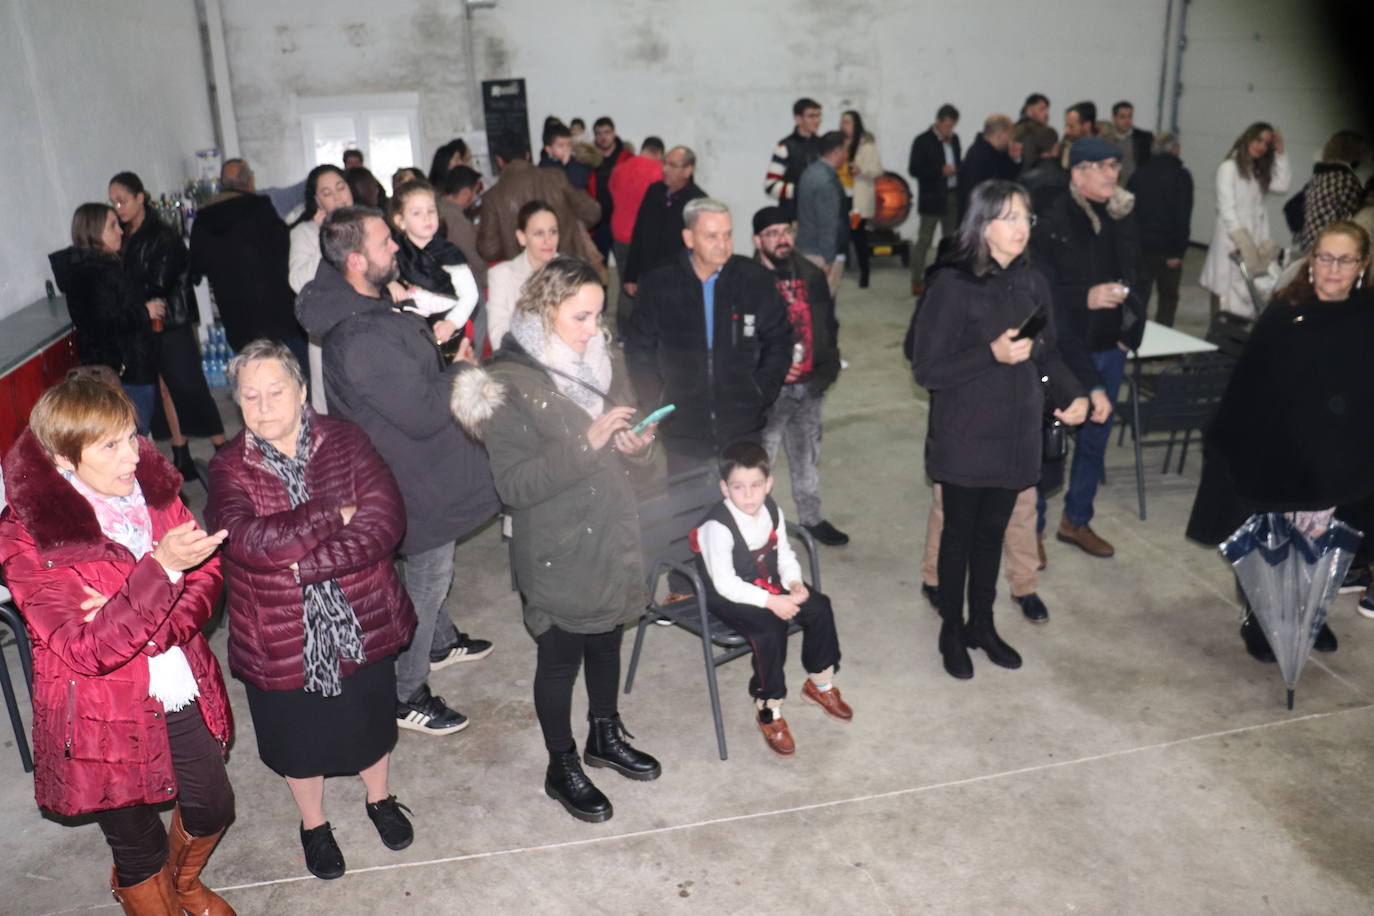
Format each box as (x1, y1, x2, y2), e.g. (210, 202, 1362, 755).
(252, 411, 366, 696)
(510, 306, 613, 418)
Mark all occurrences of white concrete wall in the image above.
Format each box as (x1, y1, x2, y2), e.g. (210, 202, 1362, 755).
(222, 0, 1172, 241)
(0, 0, 217, 320)
(1174, 0, 1367, 245)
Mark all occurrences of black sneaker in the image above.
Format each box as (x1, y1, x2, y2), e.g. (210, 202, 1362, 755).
(921, 582, 941, 612)
(804, 520, 850, 547)
(365, 795, 415, 850)
(1014, 592, 1049, 623)
(429, 633, 494, 671)
(300, 822, 345, 880)
(397, 684, 470, 735)
(1359, 591, 1374, 619)
(1340, 567, 1371, 594)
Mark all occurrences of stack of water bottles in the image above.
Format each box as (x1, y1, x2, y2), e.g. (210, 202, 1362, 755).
(201, 324, 234, 388)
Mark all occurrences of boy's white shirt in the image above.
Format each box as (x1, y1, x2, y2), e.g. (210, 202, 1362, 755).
(697, 497, 803, 608)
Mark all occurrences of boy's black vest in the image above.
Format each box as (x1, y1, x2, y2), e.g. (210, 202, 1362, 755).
(689, 497, 784, 597)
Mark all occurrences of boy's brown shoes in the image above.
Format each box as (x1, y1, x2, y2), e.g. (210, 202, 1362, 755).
(801, 680, 853, 722)
(758, 713, 795, 756)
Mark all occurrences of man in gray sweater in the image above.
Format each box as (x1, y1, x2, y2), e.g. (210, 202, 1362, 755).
(794, 131, 850, 298)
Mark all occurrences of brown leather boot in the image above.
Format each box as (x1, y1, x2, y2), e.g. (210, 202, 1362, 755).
(110, 863, 179, 915)
(1056, 516, 1115, 558)
(169, 806, 235, 915)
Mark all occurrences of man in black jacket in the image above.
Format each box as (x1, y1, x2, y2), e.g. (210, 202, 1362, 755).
(626, 198, 793, 470)
(188, 159, 303, 360)
(1031, 137, 1145, 560)
(908, 103, 962, 295)
(296, 206, 499, 737)
(752, 206, 847, 547)
(1126, 133, 1192, 326)
(957, 114, 1021, 217)
(622, 146, 707, 294)
(765, 98, 824, 208)
(1110, 101, 1154, 186)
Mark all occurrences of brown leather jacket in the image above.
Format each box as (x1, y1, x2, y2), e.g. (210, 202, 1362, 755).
(476, 159, 603, 269)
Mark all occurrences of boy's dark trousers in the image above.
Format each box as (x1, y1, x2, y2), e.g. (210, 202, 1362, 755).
(706, 588, 840, 701)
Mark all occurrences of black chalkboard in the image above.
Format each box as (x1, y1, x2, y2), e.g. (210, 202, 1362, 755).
(482, 78, 530, 162)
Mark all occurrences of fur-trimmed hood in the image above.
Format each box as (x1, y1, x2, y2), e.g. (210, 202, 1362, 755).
(1, 428, 184, 556)
(1069, 182, 1135, 234)
(450, 365, 507, 440)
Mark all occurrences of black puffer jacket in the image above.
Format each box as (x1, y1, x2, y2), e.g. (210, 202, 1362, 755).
(47, 246, 157, 384)
(625, 251, 793, 460)
(911, 257, 1084, 490)
(122, 204, 197, 330)
(294, 260, 499, 554)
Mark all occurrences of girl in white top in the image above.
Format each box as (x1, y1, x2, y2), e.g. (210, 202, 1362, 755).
(389, 181, 480, 340)
(485, 201, 561, 352)
(1199, 121, 1291, 317)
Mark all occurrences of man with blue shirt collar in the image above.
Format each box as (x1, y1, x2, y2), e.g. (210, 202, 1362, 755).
(625, 198, 794, 474)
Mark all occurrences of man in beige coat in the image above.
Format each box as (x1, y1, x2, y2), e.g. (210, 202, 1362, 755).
(476, 131, 603, 272)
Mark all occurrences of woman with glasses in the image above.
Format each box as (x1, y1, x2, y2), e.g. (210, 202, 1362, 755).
(1189, 220, 1374, 659)
(911, 180, 1088, 680)
(1200, 122, 1291, 317)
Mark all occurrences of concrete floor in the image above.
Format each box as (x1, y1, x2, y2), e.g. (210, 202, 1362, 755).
(3, 248, 1372, 915)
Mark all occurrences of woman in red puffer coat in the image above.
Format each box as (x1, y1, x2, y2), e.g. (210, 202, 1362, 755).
(205, 339, 416, 881)
(0, 378, 235, 915)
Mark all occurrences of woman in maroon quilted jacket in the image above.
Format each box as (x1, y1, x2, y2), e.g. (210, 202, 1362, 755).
(0, 378, 235, 915)
(205, 340, 417, 881)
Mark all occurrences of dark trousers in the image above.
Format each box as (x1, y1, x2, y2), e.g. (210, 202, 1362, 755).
(533, 625, 623, 753)
(707, 589, 840, 701)
(1139, 251, 1183, 327)
(156, 325, 224, 438)
(94, 703, 235, 886)
(850, 221, 871, 287)
(937, 483, 1019, 625)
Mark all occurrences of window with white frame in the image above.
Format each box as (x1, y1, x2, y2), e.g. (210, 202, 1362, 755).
(299, 93, 421, 189)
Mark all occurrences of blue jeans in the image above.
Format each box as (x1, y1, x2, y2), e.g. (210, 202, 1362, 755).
(396, 542, 462, 701)
(123, 383, 156, 434)
(1063, 347, 1128, 527)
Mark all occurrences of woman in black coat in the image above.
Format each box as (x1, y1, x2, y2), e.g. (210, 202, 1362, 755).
(1187, 220, 1374, 660)
(109, 171, 225, 478)
(912, 180, 1088, 680)
(48, 203, 159, 430)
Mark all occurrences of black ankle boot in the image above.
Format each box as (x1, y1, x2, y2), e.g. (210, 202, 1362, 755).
(1240, 611, 1277, 663)
(545, 745, 612, 823)
(938, 619, 973, 680)
(171, 444, 197, 482)
(584, 714, 661, 781)
(1313, 622, 1338, 653)
(965, 614, 1022, 669)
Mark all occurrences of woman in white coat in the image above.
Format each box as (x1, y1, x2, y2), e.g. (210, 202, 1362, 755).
(840, 110, 883, 289)
(484, 201, 561, 352)
(1199, 122, 1291, 317)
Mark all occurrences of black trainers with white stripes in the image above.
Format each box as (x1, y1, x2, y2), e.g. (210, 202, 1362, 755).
(396, 684, 469, 735)
(429, 633, 494, 672)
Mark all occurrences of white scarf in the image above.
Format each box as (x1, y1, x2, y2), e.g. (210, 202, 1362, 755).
(510, 307, 613, 418)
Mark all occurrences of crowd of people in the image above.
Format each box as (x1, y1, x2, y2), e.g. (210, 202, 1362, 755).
(4, 90, 1373, 914)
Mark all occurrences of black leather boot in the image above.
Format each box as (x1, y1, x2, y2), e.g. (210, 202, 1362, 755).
(1240, 611, 1277, 663)
(965, 613, 1022, 669)
(584, 714, 661, 781)
(171, 444, 197, 482)
(938, 619, 973, 680)
(545, 745, 612, 823)
(1313, 622, 1338, 653)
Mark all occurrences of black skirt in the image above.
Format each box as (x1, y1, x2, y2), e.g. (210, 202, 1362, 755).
(242, 656, 398, 779)
(153, 325, 224, 438)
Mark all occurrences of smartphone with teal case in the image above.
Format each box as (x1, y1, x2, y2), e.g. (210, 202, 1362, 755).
(631, 404, 676, 434)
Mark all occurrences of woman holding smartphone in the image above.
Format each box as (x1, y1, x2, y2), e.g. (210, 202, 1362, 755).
(912, 180, 1088, 680)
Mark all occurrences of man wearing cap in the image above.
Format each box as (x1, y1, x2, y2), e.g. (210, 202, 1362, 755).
(1031, 137, 1145, 560)
(752, 206, 847, 547)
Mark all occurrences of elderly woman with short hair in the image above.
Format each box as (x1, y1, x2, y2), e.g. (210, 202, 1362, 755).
(452, 255, 661, 824)
(0, 378, 234, 914)
(205, 340, 416, 881)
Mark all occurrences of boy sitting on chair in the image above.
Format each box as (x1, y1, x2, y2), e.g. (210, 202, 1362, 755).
(690, 441, 851, 756)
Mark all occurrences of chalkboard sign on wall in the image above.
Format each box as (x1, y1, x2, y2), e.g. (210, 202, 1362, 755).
(481, 78, 531, 166)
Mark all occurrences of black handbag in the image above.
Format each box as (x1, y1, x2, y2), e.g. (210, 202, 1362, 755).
(1042, 414, 1068, 463)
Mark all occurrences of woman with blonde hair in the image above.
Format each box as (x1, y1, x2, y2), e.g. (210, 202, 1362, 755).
(451, 255, 661, 824)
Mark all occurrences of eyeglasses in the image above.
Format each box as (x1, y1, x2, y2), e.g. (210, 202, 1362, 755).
(995, 213, 1037, 227)
(1079, 160, 1122, 172)
(1313, 253, 1363, 271)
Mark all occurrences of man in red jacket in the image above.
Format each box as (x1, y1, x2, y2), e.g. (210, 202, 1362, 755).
(608, 136, 665, 338)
